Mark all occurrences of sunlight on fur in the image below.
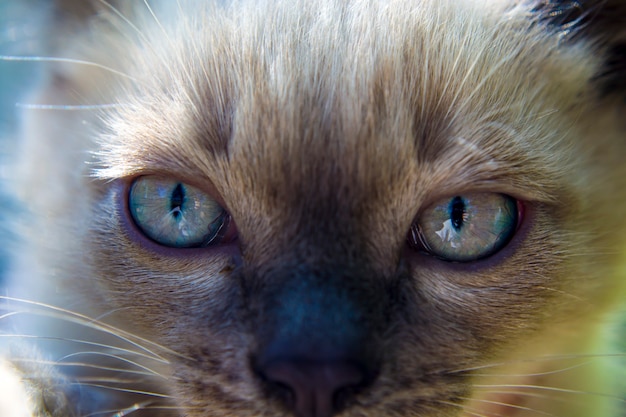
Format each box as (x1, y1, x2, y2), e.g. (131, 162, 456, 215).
(0, 0, 625, 416)
(0, 359, 30, 417)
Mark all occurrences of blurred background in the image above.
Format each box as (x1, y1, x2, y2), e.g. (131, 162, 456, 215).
(0, 0, 47, 287)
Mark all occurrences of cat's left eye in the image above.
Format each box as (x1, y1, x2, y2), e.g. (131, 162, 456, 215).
(128, 176, 229, 248)
(408, 193, 520, 262)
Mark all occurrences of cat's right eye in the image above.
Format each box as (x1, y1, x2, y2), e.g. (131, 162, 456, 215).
(128, 176, 230, 248)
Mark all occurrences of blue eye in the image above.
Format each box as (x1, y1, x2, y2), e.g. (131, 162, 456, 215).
(409, 193, 519, 262)
(129, 176, 228, 248)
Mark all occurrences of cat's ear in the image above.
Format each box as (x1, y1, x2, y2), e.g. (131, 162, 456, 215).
(534, 0, 626, 98)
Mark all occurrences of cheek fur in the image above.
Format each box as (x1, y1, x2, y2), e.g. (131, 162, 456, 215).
(86, 181, 243, 335)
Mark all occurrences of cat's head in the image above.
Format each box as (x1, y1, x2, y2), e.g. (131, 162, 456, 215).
(14, 0, 626, 416)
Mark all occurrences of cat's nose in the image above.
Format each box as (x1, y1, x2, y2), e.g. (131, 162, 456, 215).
(248, 265, 385, 415)
(259, 357, 367, 417)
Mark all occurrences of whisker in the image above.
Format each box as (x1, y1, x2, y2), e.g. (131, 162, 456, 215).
(473, 384, 626, 403)
(475, 390, 576, 405)
(140, 0, 202, 116)
(9, 358, 163, 379)
(56, 351, 170, 379)
(15, 103, 125, 111)
(72, 376, 145, 384)
(0, 309, 168, 363)
(470, 361, 592, 378)
(94, 0, 177, 82)
(436, 399, 491, 417)
(68, 382, 172, 399)
(532, 285, 588, 304)
(93, 307, 136, 323)
(458, 395, 555, 417)
(83, 401, 148, 417)
(83, 403, 196, 417)
(0, 55, 136, 81)
(445, 352, 626, 375)
(0, 334, 168, 365)
(94, 0, 149, 46)
(0, 296, 194, 362)
(0, 310, 20, 321)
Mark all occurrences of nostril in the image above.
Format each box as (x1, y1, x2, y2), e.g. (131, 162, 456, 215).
(259, 359, 366, 417)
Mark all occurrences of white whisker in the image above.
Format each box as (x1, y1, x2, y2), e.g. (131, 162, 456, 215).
(83, 402, 148, 417)
(0, 310, 20, 321)
(0, 308, 169, 363)
(94, 0, 149, 46)
(0, 55, 136, 81)
(92, 308, 137, 326)
(475, 390, 576, 405)
(69, 382, 172, 399)
(471, 361, 592, 378)
(445, 353, 626, 375)
(83, 403, 195, 417)
(94, 0, 178, 85)
(140, 0, 202, 116)
(458, 395, 555, 417)
(56, 351, 170, 379)
(436, 399, 491, 417)
(9, 358, 164, 379)
(15, 103, 125, 111)
(73, 376, 145, 384)
(0, 334, 168, 365)
(0, 296, 194, 362)
(473, 384, 626, 403)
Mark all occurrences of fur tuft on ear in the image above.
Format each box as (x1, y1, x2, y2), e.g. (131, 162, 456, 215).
(533, 0, 626, 98)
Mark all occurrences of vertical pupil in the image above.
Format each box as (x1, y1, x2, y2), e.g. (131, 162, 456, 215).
(170, 183, 185, 218)
(450, 196, 466, 229)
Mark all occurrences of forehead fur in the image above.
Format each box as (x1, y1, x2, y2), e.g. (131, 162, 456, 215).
(94, 0, 599, 248)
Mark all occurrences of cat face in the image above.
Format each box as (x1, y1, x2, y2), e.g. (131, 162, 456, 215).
(4, 1, 626, 416)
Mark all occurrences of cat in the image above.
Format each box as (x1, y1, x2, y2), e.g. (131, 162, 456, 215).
(1, 0, 625, 416)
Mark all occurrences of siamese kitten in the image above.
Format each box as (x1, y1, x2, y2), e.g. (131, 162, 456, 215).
(1, 0, 625, 416)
